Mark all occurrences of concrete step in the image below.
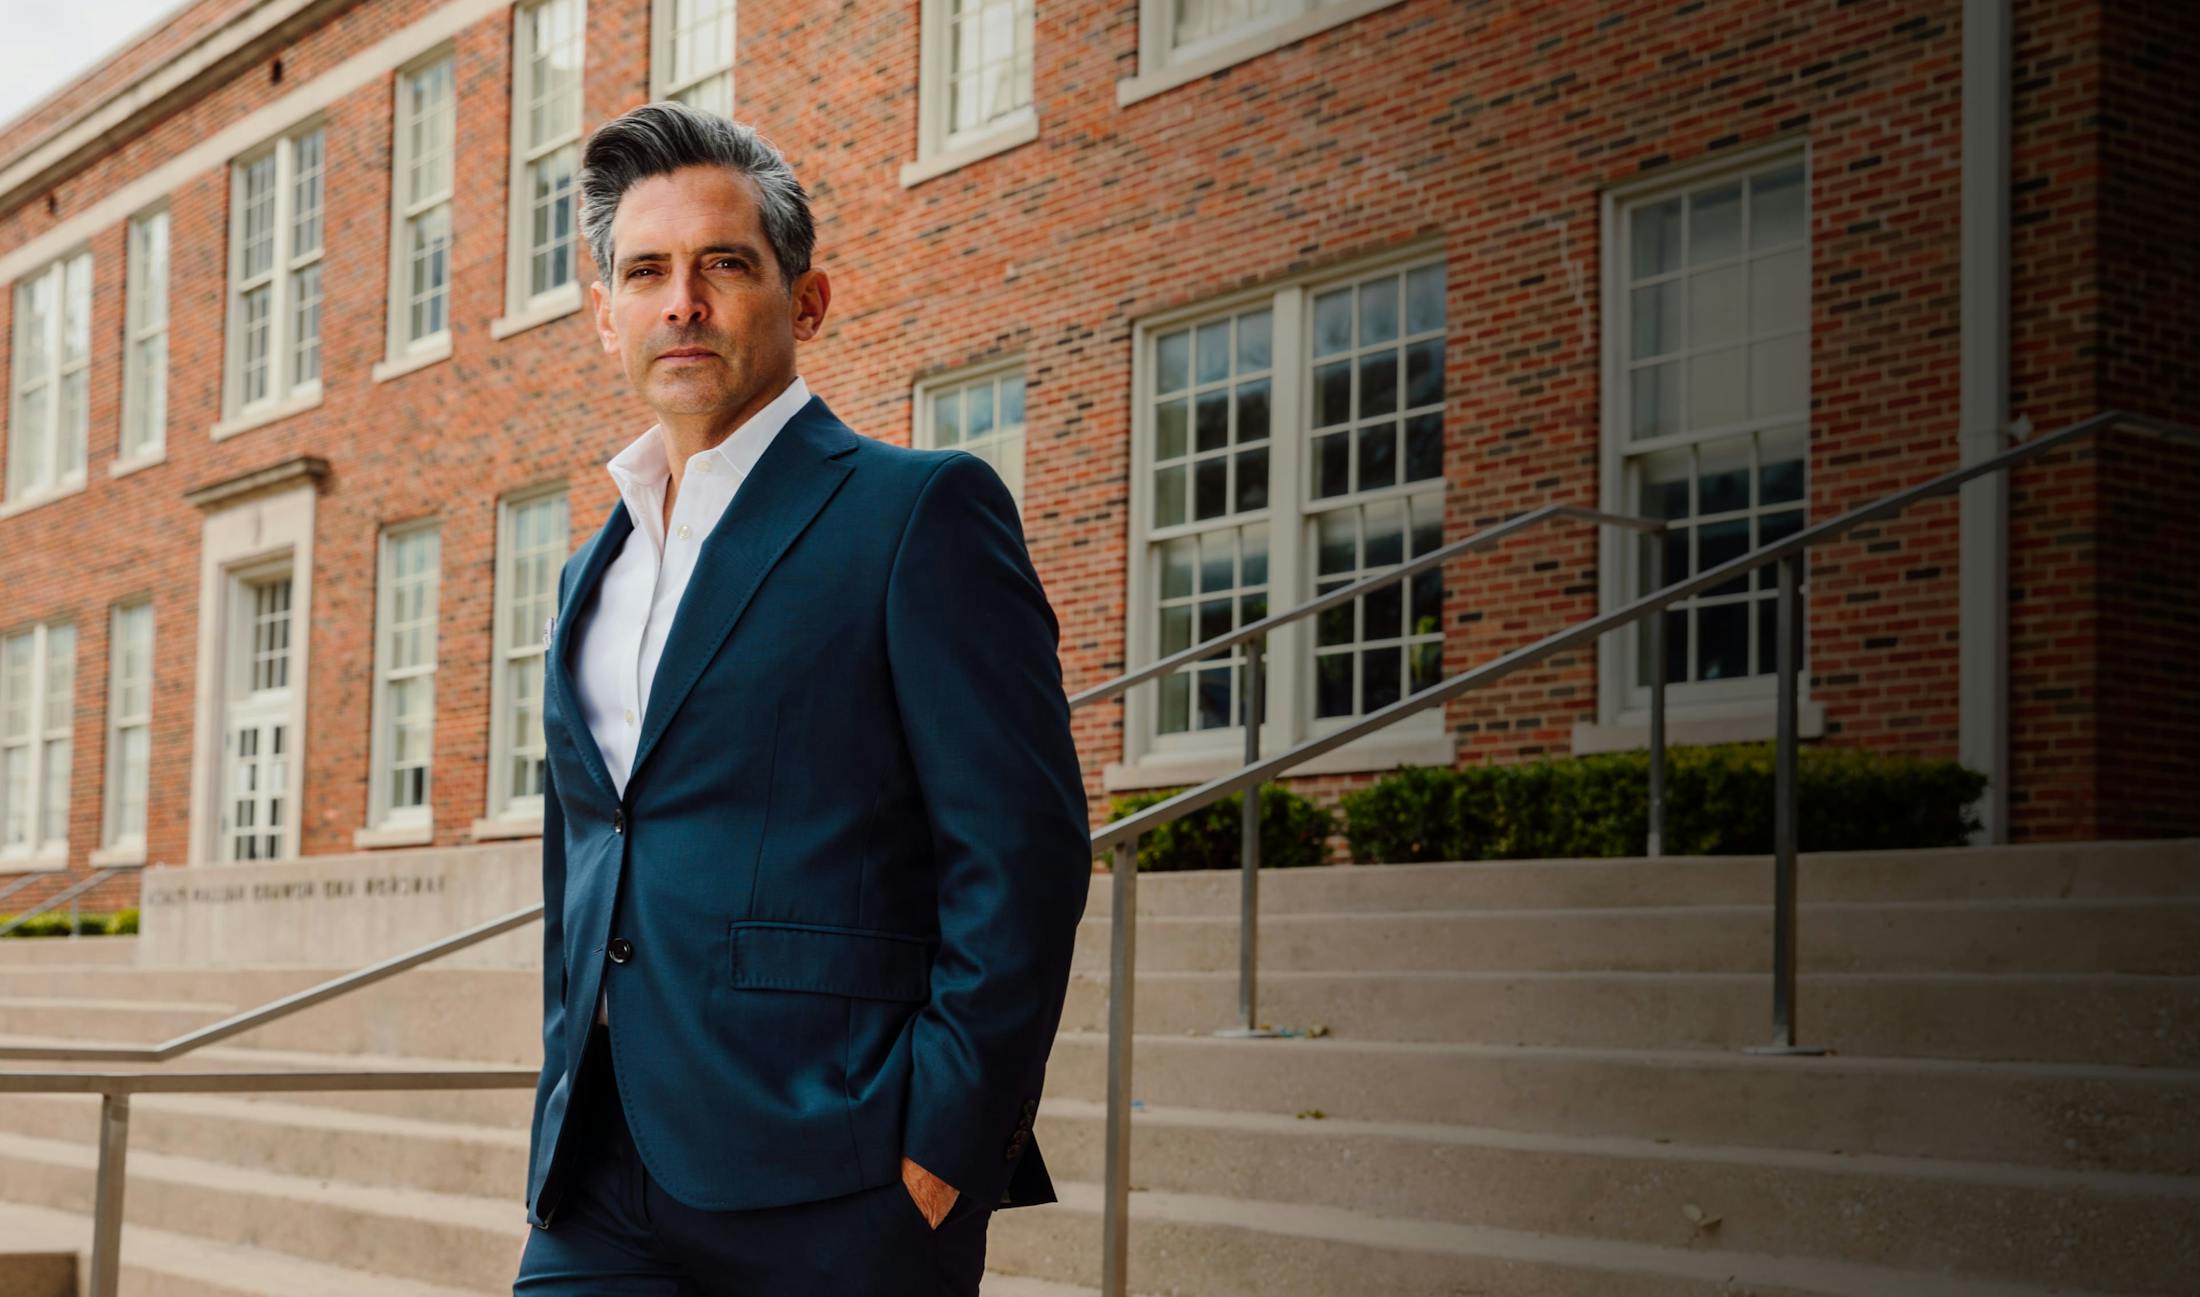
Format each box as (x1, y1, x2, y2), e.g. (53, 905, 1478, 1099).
(1080, 841, 2200, 914)
(0, 935, 138, 966)
(0, 1126, 2153, 1297)
(982, 1178, 2135, 1297)
(9, 963, 2193, 1066)
(7, 1088, 2189, 1294)
(1036, 1032, 2200, 1174)
(0, 1199, 1101, 1296)
(1071, 898, 2200, 974)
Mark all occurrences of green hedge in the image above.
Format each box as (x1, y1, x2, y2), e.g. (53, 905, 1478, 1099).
(0, 907, 138, 937)
(1340, 743, 1986, 861)
(1104, 785, 1336, 872)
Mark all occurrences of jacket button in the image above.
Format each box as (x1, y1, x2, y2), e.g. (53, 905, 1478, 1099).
(607, 937, 633, 964)
(612, 809, 625, 834)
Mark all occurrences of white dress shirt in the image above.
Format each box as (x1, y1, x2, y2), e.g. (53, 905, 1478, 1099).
(573, 374, 810, 1024)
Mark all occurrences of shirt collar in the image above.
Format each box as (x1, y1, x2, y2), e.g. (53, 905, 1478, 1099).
(605, 374, 812, 495)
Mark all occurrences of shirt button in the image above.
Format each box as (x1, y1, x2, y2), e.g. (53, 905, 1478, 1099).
(623, 707, 635, 726)
(676, 524, 692, 540)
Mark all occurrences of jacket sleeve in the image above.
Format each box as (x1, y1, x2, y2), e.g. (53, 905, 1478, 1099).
(884, 450, 1093, 1214)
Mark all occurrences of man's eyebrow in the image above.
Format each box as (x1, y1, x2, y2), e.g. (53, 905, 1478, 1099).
(618, 243, 766, 273)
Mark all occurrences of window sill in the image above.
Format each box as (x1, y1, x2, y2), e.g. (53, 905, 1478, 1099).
(109, 448, 167, 478)
(0, 849, 68, 875)
(0, 476, 88, 521)
(490, 284, 584, 341)
(371, 335, 454, 383)
(87, 842, 147, 867)
(1571, 701, 1827, 755)
(353, 821, 435, 850)
(900, 111, 1041, 188)
(211, 385, 324, 442)
(1115, 0, 1409, 107)
(1103, 724, 1455, 793)
(469, 813, 544, 841)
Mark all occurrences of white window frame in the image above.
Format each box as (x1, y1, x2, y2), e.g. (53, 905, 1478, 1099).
(119, 208, 170, 469)
(0, 621, 75, 868)
(361, 522, 441, 844)
(378, 48, 458, 382)
(217, 119, 327, 436)
(649, 0, 735, 117)
(903, 0, 1037, 187)
(1111, 245, 1454, 792)
(1117, 0, 1407, 108)
(1587, 141, 1824, 752)
(6, 247, 92, 508)
(219, 560, 297, 863)
(484, 485, 568, 826)
(96, 601, 154, 865)
(496, 0, 589, 337)
(915, 360, 1027, 516)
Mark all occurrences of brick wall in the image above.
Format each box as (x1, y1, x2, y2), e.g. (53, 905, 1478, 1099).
(0, 0, 2187, 915)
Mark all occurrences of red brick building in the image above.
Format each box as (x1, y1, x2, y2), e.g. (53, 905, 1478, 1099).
(0, 0, 2192, 913)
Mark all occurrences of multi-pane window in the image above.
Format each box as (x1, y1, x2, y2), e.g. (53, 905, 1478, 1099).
(223, 572, 293, 862)
(122, 211, 169, 462)
(491, 490, 567, 818)
(653, 0, 734, 117)
(1134, 256, 1449, 751)
(919, 367, 1026, 512)
(225, 124, 325, 417)
(914, 0, 1034, 170)
(102, 602, 153, 851)
(389, 55, 456, 356)
(1170, 0, 1282, 54)
(0, 622, 75, 860)
(370, 526, 440, 828)
(7, 250, 91, 502)
(509, 0, 587, 307)
(1612, 158, 1808, 694)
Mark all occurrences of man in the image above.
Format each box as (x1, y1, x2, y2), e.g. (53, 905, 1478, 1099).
(513, 101, 1092, 1295)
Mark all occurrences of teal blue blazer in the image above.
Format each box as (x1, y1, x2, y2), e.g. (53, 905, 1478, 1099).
(523, 393, 1091, 1229)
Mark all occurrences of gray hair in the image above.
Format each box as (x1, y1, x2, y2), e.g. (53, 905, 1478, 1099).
(577, 101, 815, 292)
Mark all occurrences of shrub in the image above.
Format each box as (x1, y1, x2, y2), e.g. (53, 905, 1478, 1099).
(0, 908, 140, 937)
(1340, 743, 1987, 861)
(1104, 784, 1336, 872)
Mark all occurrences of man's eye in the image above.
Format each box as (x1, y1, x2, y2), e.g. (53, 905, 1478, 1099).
(628, 267, 654, 279)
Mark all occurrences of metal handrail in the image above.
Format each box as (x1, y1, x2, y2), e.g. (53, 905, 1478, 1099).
(0, 865, 142, 938)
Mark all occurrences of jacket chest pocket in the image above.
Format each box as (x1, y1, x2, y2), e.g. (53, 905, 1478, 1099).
(728, 920, 933, 1003)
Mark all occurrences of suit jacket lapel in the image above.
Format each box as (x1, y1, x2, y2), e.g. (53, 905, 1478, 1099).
(626, 395, 860, 793)
(547, 497, 632, 807)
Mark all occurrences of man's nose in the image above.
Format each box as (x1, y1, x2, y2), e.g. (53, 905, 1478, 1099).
(662, 266, 708, 322)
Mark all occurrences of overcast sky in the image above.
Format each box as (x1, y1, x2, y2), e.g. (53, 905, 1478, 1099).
(0, 0, 191, 132)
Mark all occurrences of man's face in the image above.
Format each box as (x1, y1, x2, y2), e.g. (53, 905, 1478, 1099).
(591, 163, 826, 423)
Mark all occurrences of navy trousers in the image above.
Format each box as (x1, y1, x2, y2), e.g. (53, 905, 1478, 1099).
(515, 1021, 992, 1295)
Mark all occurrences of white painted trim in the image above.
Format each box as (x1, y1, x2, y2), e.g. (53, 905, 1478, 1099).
(1103, 725, 1455, 793)
(100, 599, 155, 853)
(352, 821, 434, 849)
(187, 481, 317, 866)
(900, 109, 1039, 189)
(0, 0, 515, 286)
(86, 842, 147, 868)
(120, 205, 170, 463)
(1116, 0, 1407, 108)
(0, 853, 67, 875)
(370, 334, 454, 384)
(914, 357, 1029, 510)
(502, 0, 590, 323)
(109, 449, 168, 478)
(209, 384, 323, 442)
(1571, 701, 1826, 756)
(489, 282, 584, 340)
(469, 813, 544, 841)
(648, 0, 736, 108)
(0, 478, 87, 521)
(365, 521, 440, 834)
(485, 485, 568, 822)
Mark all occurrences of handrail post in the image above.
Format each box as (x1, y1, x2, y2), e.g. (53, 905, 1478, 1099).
(1647, 532, 1668, 859)
(89, 1089, 129, 1297)
(1101, 838, 1138, 1297)
(1219, 634, 1279, 1039)
(1748, 552, 1824, 1056)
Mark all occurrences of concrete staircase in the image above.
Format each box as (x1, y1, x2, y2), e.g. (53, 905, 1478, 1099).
(0, 840, 2195, 1295)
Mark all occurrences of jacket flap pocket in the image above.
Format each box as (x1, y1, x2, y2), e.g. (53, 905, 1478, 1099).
(729, 921, 932, 1003)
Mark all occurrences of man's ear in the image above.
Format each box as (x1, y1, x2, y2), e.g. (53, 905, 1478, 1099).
(790, 268, 831, 343)
(590, 280, 617, 354)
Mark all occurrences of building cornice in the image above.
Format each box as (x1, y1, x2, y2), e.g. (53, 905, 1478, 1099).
(0, 0, 363, 219)
(183, 454, 330, 510)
